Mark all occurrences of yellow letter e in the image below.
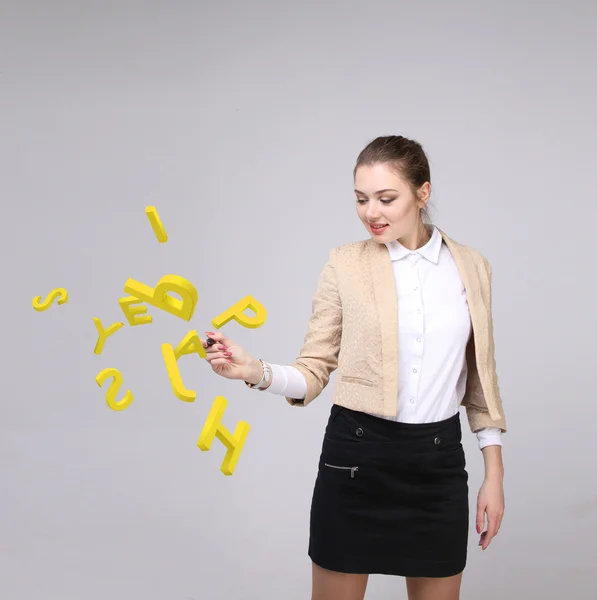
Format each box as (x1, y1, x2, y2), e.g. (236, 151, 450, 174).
(118, 296, 153, 326)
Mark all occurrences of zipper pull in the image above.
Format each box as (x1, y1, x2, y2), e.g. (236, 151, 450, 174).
(351, 467, 358, 479)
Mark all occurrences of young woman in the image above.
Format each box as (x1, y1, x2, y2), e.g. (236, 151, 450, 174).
(201, 135, 506, 600)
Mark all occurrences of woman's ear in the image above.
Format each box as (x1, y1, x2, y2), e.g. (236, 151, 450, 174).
(418, 181, 431, 204)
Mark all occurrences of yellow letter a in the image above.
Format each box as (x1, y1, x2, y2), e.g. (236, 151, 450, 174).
(162, 330, 207, 403)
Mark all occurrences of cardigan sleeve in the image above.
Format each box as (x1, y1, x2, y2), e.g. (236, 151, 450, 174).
(284, 247, 343, 407)
(464, 257, 507, 433)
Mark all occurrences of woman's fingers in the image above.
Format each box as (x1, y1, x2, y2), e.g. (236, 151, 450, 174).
(476, 503, 485, 536)
(200, 331, 250, 380)
(199, 334, 234, 368)
(205, 351, 229, 362)
(201, 335, 228, 353)
(482, 514, 499, 550)
(494, 508, 504, 536)
(479, 507, 504, 550)
(204, 347, 232, 362)
(204, 331, 230, 346)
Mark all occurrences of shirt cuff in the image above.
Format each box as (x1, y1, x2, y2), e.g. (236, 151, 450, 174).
(263, 363, 307, 399)
(476, 426, 503, 450)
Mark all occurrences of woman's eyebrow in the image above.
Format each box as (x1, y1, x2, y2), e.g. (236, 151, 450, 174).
(354, 188, 398, 194)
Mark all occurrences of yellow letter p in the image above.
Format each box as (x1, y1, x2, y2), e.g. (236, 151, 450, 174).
(212, 295, 267, 329)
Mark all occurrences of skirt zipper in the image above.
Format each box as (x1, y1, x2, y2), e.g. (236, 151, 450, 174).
(324, 463, 359, 478)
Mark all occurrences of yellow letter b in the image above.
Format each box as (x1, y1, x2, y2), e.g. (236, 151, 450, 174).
(123, 274, 197, 321)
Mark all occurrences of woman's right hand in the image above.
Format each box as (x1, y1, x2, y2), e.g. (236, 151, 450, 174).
(200, 330, 261, 382)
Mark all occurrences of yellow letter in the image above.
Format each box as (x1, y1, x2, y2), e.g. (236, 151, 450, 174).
(32, 288, 68, 312)
(161, 330, 207, 403)
(197, 396, 250, 476)
(93, 317, 124, 355)
(174, 330, 208, 360)
(211, 295, 267, 329)
(95, 368, 134, 411)
(118, 296, 153, 326)
(145, 205, 168, 243)
(124, 275, 197, 321)
(162, 344, 195, 403)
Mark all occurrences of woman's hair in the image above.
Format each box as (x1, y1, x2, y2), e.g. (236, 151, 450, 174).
(353, 135, 433, 225)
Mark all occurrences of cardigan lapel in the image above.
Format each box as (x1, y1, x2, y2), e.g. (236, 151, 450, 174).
(437, 229, 499, 421)
(367, 239, 399, 416)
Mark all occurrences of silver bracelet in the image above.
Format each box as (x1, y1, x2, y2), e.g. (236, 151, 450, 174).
(244, 359, 272, 390)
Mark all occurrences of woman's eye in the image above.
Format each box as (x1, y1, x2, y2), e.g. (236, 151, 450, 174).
(356, 198, 394, 204)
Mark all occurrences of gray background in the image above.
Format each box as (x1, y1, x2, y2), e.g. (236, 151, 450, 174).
(2, 1, 596, 598)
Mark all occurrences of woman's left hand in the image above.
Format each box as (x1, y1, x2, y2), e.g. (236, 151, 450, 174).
(476, 476, 505, 550)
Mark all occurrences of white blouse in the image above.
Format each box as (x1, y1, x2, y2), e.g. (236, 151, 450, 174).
(261, 226, 502, 450)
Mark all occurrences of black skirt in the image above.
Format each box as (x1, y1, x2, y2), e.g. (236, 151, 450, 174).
(309, 404, 469, 578)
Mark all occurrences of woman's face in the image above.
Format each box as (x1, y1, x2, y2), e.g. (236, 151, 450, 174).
(354, 163, 429, 244)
